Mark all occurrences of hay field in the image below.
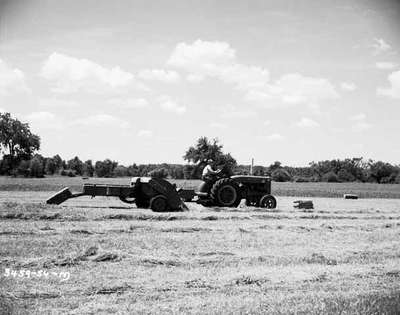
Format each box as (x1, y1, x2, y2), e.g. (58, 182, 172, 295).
(1, 189, 400, 314)
(0, 176, 399, 199)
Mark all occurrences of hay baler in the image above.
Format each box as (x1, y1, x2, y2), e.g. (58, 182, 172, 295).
(46, 177, 185, 212)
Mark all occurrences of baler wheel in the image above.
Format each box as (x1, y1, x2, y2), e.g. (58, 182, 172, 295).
(119, 196, 136, 204)
(259, 195, 277, 209)
(135, 197, 150, 209)
(210, 178, 241, 207)
(150, 195, 168, 212)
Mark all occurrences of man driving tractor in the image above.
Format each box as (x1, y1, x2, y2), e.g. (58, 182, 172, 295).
(201, 158, 221, 182)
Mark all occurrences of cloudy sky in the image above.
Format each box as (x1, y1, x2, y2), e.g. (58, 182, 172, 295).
(0, 0, 399, 166)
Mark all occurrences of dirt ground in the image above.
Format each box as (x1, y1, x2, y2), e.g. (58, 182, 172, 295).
(1, 192, 400, 314)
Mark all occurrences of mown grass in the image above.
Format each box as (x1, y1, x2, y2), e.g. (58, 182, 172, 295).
(0, 193, 400, 314)
(1, 176, 400, 198)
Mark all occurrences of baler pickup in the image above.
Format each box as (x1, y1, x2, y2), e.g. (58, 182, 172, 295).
(47, 187, 84, 205)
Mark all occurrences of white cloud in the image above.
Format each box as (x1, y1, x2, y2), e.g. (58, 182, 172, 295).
(25, 111, 62, 130)
(108, 98, 149, 109)
(168, 39, 269, 92)
(349, 113, 366, 121)
(219, 104, 256, 118)
(372, 38, 391, 55)
(71, 114, 130, 128)
(39, 98, 79, 107)
(244, 90, 272, 103)
(340, 82, 357, 91)
(296, 117, 320, 128)
(138, 69, 180, 83)
(137, 129, 153, 137)
(352, 121, 372, 132)
(266, 133, 284, 141)
(186, 74, 204, 83)
(157, 95, 186, 115)
(273, 73, 339, 105)
(349, 113, 372, 132)
(210, 122, 228, 129)
(168, 39, 236, 72)
(376, 62, 397, 70)
(377, 70, 400, 99)
(0, 59, 30, 95)
(40, 52, 142, 93)
(168, 40, 338, 106)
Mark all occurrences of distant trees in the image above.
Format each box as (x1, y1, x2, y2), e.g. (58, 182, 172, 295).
(67, 157, 83, 175)
(82, 160, 94, 177)
(271, 168, 291, 182)
(113, 165, 128, 177)
(0, 152, 399, 182)
(95, 159, 118, 177)
(148, 167, 169, 179)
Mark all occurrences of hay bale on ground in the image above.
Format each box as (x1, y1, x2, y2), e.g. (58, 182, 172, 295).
(344, 194, 358, 199)
(293, 200, 314, 209)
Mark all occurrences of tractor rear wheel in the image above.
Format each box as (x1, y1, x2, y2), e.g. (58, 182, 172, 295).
(210, 178, 241, 207)
(259, 195, 277, 209)
(150, 195, 168, 212)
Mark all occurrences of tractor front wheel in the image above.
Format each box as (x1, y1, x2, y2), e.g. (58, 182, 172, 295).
(259, 195, 277, 209)
(210, 178, 241, 207)
(150, 195, 168, 212)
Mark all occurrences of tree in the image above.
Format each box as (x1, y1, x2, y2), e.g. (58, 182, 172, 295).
(127, 163, 139, 177)
(29, 155, 45, 178)
(268, 161, 282, 173)
(322, 171, 339, 183)
(148, 167, 169, 178)
(0, 112, 40, 172)
(183, 137, 237, 177)
(95, 159, 118, 177)
(337, 169, 355, 182)
(370, 161, 399, 183)
(113, 165, 128, 177)
(67, 156, 83, 176)
(45, 158, 57, 175)
(271, 168, 291, 182)
(17, 160, 30, 177)
(183, 164, 197, 179)
(52, 154, 64, 172)
(82, 160, 94, 177)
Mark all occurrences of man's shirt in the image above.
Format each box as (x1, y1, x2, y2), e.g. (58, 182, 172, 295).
(202, 164, 215, 177)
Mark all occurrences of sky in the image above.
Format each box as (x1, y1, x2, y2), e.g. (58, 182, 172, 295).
(0, 0, 399, 166)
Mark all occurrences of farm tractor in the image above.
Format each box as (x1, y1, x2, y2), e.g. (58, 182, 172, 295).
(47, 175, 276, 212)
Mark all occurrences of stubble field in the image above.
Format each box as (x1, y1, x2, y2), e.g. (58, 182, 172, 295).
(0, 177, 400, 314)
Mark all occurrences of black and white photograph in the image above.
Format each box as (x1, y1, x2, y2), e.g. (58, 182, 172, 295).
(0, 0, 400, 313)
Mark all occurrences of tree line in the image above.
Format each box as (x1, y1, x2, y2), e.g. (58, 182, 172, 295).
(0, 112, 399, 183)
